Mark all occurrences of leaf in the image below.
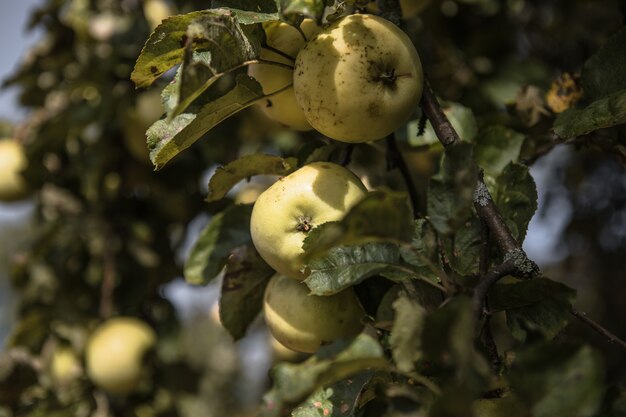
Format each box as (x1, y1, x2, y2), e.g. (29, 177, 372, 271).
(147, 74, 264, 169)
(306, 243, 415, 296)
(390, 293, 426, 373)
(302, 190, 413, 261)
(184, 204, 253, 285)
(492, 163, 537, 243)
(399, 219, 443, 284)
(421, 297, 489, 389)
(582, 27, 626, 100)
(427, 142, 478, 235)
(474, 125, 525, 177)
(271, 333, 386, 404)
(552, 88, 626, 139)
(509, 343, 605, 417)
(207, 154, 298, 202)
(219, 245, 274, 340)
(488, 278, 576, 341)
(407, 102, 478, 147)
(131, 8, 277, 89)
(292, 371, 373, 417)
(441, 216, 482, 276)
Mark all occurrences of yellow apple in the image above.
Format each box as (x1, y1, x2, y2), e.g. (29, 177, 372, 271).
(0, 139, 29, 202)
(49, 345, 82, 385)
(294, 14, 423, 142)
(248, 20, 320, 131)
(250, 162, 367, 280)
(86, 317, 156, 395)
(269, 333, 306, 362)
(263, 275, 364, 353)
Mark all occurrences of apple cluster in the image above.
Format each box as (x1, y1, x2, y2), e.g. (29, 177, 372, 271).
(247, 14, 424, 354)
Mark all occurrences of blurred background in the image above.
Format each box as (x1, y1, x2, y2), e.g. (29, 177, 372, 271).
(0, 0, 624, 416)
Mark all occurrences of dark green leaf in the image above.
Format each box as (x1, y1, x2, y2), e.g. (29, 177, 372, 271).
(427, 143, 478, 235)
(147, 74, 264, 169)
(441, 216, 482, 276)
(552, 88, 626, 139)
(492, 163, 538, 243)
(303, 190, 413, 261)
(184, 204, 253, 285)
(131, 9, 276, 89)
(390, 294, 425, 373)
(510, 343, 605, 417)
(474, 125, 525, 177)
(582, 27, 626, 100)
(488, 278, 576, 341)
(400, 219, 443, 283)
(206, 154, 298, 202)
(421, 297, 489, 389)
(219, 245, 274, 340)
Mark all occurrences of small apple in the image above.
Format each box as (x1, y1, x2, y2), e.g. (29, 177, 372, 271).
(85, 317, 156, 395)
(250, 162, 367, 280)
(263, 275, 364, 353)
(269, 333, 306, 362)
(143, 0, 175, 30)
(248, 20, 320, 131)
(294, 14, 423, 142)
(49, 345, 82, 385)
(0, 139, 29, 202)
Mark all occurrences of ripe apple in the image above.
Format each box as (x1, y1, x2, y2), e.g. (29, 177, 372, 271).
(293, 14, 423, 142)
(263, 275, 364, 353)
(0, 139, 29, 202)
(250, 162, 367, 280)
(49, 345, 82, 385)
(248, 20, 320, 131)
(85, 317, 156, 395)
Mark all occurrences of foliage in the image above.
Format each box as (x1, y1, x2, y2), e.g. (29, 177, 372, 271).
(1, 0, 625, 416)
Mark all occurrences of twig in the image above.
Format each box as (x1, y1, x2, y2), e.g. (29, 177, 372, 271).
(479, 217, 491, 276)
(261, 44, 296, 62)
(419, 79, 459, 147)
(571, 309, 626, 351)
(472, 260, 517, 320)
(341, 144, 355, 167)
(481, 316, 502, 372)
(473, 176, 518, 253)
(386, 134, 420, 218)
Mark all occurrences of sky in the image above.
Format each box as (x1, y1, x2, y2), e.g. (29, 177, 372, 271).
(0, 0, 42, 122)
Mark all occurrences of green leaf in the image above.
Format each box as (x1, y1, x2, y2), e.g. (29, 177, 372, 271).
(400, 219, 443, 284)
(552, 88, 626, 139)
(206, 154, 298, 202)
(184, 204, 253, 285)
(147, 74, 264, 169)
(441, 216, 482, 276)
(492, 163, 537, 243)
(302, 190, 413, 261)
(305, 243, 406, 295)
(219, 245, 274, 340)
(582, 27, 626, 100)
(271, 333, 386, 404)
(427, 142, 478, 235)
(131, 9, 277, 89)
(488, 278, 576, 341)
(510, 343, 605, 417)
(390, 293, 426, 373)
(292, 371, 373, 417)
(407, 102, 478, 147)
(421, 297, 489, 389)
(474, 125, 525, 177)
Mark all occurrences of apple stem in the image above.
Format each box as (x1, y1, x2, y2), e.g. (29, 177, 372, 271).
(296, 216, 313, 233)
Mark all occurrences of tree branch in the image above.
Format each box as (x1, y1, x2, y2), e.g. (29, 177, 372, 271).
(472, 260, 517, 319)
(419, 79, 460, 147)
(571, 309, 626, 351)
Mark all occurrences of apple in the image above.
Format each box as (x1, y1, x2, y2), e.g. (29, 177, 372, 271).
(49, 345, 82, 385)
(0, 139, 29, 202)
(269, 333, 306, 362)
(293, 14, 423, 142)
(248, 20, 320, 131)
(143, 0, 174, 30)
(250, 162, 367, 280)
(85, 317, 156, 395)
(263, 274, 364, 353)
